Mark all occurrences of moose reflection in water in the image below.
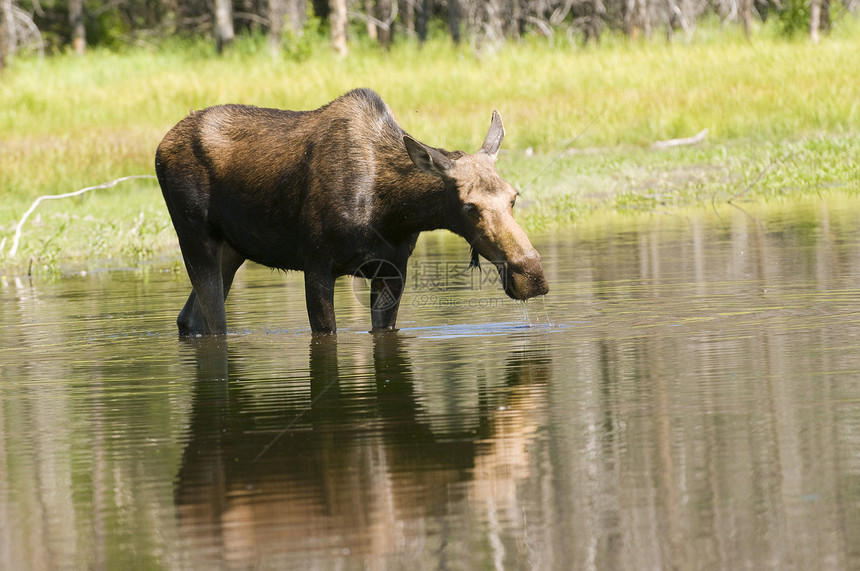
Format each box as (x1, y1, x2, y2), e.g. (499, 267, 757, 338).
(173, 334, 552, 566)
(3, 200, 860, 569)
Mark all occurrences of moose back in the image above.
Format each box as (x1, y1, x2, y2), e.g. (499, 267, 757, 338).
(155, 88, 548, 335)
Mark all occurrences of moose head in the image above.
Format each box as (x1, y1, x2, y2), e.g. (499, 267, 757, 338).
(403, 112, 549, 301)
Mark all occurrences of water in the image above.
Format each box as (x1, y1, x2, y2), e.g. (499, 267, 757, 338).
(1, 198, 859, 569)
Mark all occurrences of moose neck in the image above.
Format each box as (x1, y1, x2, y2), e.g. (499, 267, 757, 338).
(377, 163, 453, 238)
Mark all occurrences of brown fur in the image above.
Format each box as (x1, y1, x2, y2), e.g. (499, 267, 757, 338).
(155, 88, 548, 334)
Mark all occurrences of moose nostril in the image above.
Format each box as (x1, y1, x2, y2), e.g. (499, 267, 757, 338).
(512, 250, 542, 275)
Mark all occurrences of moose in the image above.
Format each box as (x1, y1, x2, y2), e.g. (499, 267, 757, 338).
(155, 88, 548, 335)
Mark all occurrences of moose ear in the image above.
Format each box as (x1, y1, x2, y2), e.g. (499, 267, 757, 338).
(404, 135, 454, 178)
(479, 110, 505, 160)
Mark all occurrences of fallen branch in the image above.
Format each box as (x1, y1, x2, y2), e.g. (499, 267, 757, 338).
(7, 175, 158, 258)
(651, 128, 709, 150)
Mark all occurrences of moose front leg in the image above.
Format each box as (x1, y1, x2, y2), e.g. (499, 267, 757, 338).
(370, 264, 406, 331)
(304, 269, 337, 334)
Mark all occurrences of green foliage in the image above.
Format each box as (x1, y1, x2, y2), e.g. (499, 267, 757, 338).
(1, 30, 859, 272)
(615, 191, 660, 213)
(511, 134, 860, 231)
(87, 4, 131, 49)
(280, 15, 327, 61)
(775, 0, 813, 38)
(772, 0, 845, 38)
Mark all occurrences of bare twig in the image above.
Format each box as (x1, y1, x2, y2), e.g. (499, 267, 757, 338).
(651, 128, 708, 150)
(7, 175, 157, 258)
(233, 11, 271, 26)
(525, 15, 554, 37)
(349, 0, 398, 31)
(90, 0, 126, 18)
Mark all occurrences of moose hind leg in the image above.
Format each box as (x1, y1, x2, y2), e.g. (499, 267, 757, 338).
(186, 266, 226, 335)
(177, 243, 245, 336)
(177, 290, 204, 335)
(176, 238, 234, 334)
(177, 245, 245, 335)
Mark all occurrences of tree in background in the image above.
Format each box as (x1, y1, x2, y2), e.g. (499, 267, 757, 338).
(3, 0, 856, 60)
(268, 0, 284, 53)
(329, 0, 347, 56)
(68, 0, 84, 53)
(0, 5, 6, 69)
(0, 0, 9, 68)
(775, 0, 832, 39)
(0, 2, 42, 64)
(214, 0, 234, 52)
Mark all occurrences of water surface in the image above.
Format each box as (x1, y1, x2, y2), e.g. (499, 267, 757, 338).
(1, 198, 859, 569)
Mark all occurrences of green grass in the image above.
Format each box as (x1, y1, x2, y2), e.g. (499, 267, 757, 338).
(1, 23, 859, 274)
(506, 135, 860, 229)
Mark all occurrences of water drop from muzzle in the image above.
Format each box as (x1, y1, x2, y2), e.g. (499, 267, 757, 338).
(518, 296, 552, 328)
(519, 299, 531, 325)
(539, 294, 553, 327)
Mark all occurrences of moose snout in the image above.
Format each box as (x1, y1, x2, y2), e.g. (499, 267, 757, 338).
(501, 250, 549, 300)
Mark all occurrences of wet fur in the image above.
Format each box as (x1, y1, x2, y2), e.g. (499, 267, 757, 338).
(155, 88, 546, 334)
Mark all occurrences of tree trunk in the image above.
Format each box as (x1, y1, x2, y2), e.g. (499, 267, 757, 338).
(741, 0, 752, 40)
(448, 0, 460, 44)
(810, 0, 821, 43)
(365, 0, 378, 40)
(69, 0, 86, 55)
(377, 0, 392, 48)
(821, 0, 830, 34)
(509, 0, 521, 39)
(416, 0, 428, 44)
(214, 0, 234, 53)
(329, 0, 348, 56)
(269, 0, 284, 53)
(403, 0, 415, 37)
(312, 0, 330, 19)
(287, 0, 306, 32)
(483, 0, 503, 43)
(584, 0, 605, 44)
(0, 0, 6, 70)
(639, 0, 651, 39)
(622, 0, 636, 36)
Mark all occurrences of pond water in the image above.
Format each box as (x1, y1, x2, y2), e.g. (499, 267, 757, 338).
(1, 198, 859, 570)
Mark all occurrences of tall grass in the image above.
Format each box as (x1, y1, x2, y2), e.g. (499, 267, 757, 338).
(2, 28, 858, 192)
(1, 25, 859, 270)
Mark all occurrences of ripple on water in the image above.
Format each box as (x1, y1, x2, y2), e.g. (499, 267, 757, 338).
(3, 199, 860, 569)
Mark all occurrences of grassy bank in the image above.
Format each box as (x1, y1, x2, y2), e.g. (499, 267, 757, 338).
(1, 26, 859, 274)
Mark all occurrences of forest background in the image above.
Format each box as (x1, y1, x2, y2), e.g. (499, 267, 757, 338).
(0, 0, 855, 57)
(0, 0, 858, 272)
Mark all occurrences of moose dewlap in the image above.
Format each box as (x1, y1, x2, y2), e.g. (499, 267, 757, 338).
(155, 88, 548, 335)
